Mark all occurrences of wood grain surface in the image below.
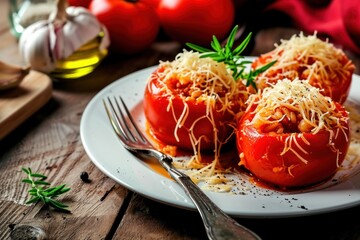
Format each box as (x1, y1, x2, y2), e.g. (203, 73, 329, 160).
(1, 1, 360, 240)
(0, 70, 52, 140)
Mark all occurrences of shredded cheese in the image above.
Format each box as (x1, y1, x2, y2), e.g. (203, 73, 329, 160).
(148, 50, 249, 179)
(247, 78, 349, 167)
(253, 32, 355, 103)
(249, 79, 348, 133)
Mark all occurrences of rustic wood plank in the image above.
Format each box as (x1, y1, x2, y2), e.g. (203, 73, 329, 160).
(0, 28, 181, 238)
(0, 89, 130, 239)
(1, 0, 360, 238)
(112, 193, 208, 240)
(112, 193, 360, 240)
(0, 70, 52, 140)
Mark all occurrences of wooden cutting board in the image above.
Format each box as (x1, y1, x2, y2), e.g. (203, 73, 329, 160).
(0, 70, 52, 140)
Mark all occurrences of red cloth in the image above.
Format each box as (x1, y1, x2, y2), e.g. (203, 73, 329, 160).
(266, 0, 360, 54)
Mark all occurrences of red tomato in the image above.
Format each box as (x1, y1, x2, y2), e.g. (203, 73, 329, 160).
(157, 0, 235, 45)
(251, 48, 355, 104)
(236, 103, 350, 188)
(143, 68, 242, 151)
(67, 0, 92, 8)
(89, 0, 160, 54)
(148, 0, 161, 7)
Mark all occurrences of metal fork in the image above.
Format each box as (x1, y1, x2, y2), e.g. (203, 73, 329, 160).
(103, 95, 261, 240)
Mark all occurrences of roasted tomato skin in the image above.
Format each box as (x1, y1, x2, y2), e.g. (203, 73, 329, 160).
(251, 52, 354, 104)
(144, 72, 238, 151)
(236, 103, 350, 188)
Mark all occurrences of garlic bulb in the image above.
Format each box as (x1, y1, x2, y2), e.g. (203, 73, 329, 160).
(19, 0, 110, 74)
(0, 60, 30, 90)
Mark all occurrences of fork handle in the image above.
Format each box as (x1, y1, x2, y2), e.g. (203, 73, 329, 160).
(159, 155, 261, 240)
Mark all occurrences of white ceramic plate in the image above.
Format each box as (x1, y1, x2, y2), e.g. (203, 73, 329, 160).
(80, 62, 360, 218)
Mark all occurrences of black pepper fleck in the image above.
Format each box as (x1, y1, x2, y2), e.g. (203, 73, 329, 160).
(8, 223, 15, 230)
(80, 171, 91, 183)
(299, 205, 308, 210)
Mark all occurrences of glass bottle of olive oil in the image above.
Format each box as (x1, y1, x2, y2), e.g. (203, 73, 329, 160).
(9, 0, 108, 80)
(9, 0, 56, 39)
(51, 31, 108, 80)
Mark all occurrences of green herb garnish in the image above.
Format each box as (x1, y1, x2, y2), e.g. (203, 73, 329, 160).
(186, 25, 276, 90)
(21, 167, 71, 212)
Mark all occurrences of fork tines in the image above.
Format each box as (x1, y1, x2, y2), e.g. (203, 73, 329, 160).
(103, 96, 145, 144)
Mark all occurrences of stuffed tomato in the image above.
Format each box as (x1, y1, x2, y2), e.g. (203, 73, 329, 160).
(144, 50, 249, 161)
(251, 32, 355, 104)
(236, 79, 350, 188)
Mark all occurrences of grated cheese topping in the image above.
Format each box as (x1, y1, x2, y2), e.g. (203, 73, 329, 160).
(148, 50, 249, 177)
(248, 79, 348, 133)
(253, 32, 355, 103)
(246, 78, 349, 167)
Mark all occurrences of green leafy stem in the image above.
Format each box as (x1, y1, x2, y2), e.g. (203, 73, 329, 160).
(186, 25, 276, 91)
(22, 167, 71, 212)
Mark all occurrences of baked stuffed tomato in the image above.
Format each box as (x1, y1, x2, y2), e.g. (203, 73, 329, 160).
(236, 78, 350, 188)
(251, 32, 355, 104)
(144, 50, 249, 163)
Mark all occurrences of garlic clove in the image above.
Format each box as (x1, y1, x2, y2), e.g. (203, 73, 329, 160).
(55, 6, 107, 59)
(18, 0, 110, 75)
(19, 21, 56, 73)
(0, 61, 30, 90)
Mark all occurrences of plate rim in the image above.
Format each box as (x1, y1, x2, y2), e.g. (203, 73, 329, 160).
(80, 59, 360, 218)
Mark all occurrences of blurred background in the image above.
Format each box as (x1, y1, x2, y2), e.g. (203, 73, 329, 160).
(5, 0, 360, 82)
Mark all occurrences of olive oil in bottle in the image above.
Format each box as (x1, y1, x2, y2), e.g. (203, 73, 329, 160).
(11, 0, 109, 80)
(50, 31, 108, 80)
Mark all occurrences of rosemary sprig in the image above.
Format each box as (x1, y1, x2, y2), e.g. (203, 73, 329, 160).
(186, 25, 276, 91)
(21, 167, 71, 212)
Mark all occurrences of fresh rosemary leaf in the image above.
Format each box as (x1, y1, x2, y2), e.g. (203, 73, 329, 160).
(30, 173, 47, 179)
(44, 184, 70, 197)
(226, 25, 238, 49)
(185, 43, 211, 53)
(201, 52, 220, 58)
(26, 197, 40, 204)
(22, 167, 31, 174)
(29, 191, 39, 196)
(211, 36, 222, 52)
(21, 167, 71, 212)
(34, 180, 50, 185)
(22, 179, 33, 184)
(49, 198, 68, 208)
(233, 32, 252, 56)
(237, 60, 253, 65)
(254, 60, 277, 74)
(211, 55, 227, 62)
(243, 60, 277, 88)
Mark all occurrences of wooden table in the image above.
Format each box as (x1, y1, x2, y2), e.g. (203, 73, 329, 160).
(1, 1, 360, 239)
